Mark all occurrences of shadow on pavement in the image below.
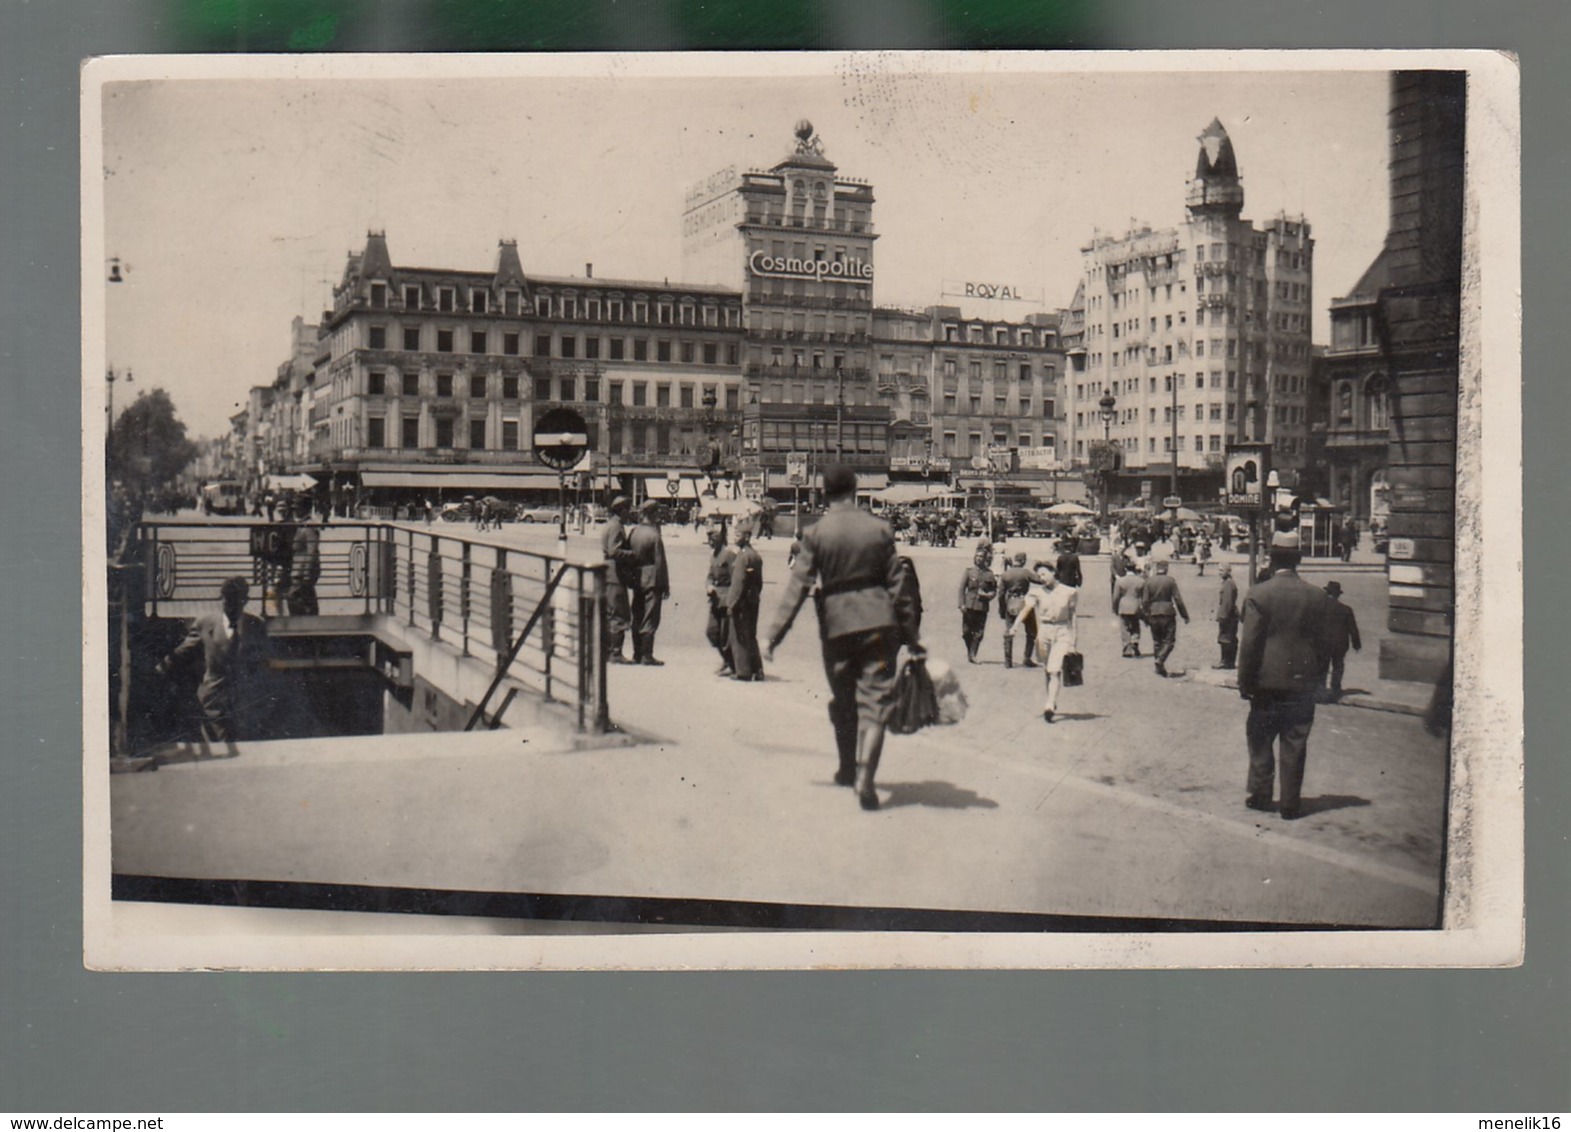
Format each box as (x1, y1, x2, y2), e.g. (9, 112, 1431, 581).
(879, 780, 999, 811)
(1051, 711, 1105, 722)
(1298, 794, 1372, 817)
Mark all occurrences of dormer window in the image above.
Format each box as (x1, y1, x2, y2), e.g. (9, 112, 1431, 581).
(536, 295, 552, 317)
(502, 289, 520, 316)
(402, 284, 421, 310)
(437, 287, 455, 313)
(370, 283, 387, 309)
(562, 296, 578, 319)
(470, 290, 488, 314)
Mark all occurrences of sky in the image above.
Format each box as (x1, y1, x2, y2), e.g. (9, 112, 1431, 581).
(96, 56, 1392, 438)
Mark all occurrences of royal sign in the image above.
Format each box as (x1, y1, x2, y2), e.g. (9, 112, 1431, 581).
(749, 250, 874, 282)
(941, 279, 1045, 304)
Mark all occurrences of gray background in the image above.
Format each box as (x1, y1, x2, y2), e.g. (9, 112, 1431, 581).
(3, 0, 1564, 1111)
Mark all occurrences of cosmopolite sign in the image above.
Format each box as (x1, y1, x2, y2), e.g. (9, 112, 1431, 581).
(748, 250, 874, 282)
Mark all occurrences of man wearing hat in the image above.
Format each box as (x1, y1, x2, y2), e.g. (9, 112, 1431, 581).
(725, 521, 765, 681)
(957, 540, 999, 664)
(628, 500, 671, 665)
(766, 465, 922, 811)
(600, 496, 638, 663)
(1237, 530, 1334, 821)
(1212, 563, 1240, 669)
(1321, 580, 1362, 699)
(998, 552, 1037, 668)
(703, 525, 737, 676)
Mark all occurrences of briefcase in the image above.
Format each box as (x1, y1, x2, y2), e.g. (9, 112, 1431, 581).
(1061, 650, 1085, 687)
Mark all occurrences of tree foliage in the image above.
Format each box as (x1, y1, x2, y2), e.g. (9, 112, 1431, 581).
(107, 387, 196, 496)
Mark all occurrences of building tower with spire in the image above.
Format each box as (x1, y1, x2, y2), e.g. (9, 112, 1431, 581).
(1064, 119, 1314, 506)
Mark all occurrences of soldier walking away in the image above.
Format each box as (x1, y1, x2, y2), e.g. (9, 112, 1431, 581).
(766, 465, 922, 812)
(600, 496, 638, 663)
(286, 500, 321, 616)
(704, 525, 738, 676)
(1141, 559, 1190, 677)
(1212, 563, 1240, 669)
(998, 552, 1037, 668)
(1053, 540, 1083, 589)
(628, 500, 671, 665)
(726, 522, 765, 681)
(1112, 561, 1147, 658)
(1321, 580, 1362, 698)
(1238, 531, 1333, 821)
(958, 540, 999, 664)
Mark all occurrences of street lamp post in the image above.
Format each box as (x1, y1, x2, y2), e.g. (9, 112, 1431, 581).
(1098, 391, 1117, 529)
(106, 366, 133, 428)
(834, 366, 846, 461)
(700, 387, 720, 498)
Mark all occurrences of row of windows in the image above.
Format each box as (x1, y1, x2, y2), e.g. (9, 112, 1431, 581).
(366, 323, 742, 366)
(754, 423, 889, 455)
(367, 280, 742, 325)
(937, 395, 1055, 420)
(939, 323, 1055, 348)
(1074, 434, 1233, 456)
(934, 431, 1054, 459)
(364, 370, 741, 409)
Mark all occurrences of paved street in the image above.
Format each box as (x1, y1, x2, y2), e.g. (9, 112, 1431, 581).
(113, 514, 1447, 930)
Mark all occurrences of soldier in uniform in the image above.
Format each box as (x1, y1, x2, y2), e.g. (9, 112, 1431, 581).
(1112, 561, 1147, 657)
(998, 552, 1037, 668)
(600, 496, 638, 663)
(725, 522, 765, 681)
(1140, 559, 1190, 677)
(766, 466, 922, 811)
(1213, 563, 1240, 669)
(957, 540, 998, 664)
(154, 575, 270, 744)
(704, 525, 738, 676)
(628, 500, 671, 665)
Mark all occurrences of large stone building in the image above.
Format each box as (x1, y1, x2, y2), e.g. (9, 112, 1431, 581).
(307, 232, 746, 503)
(1066, 120, 1314, 507)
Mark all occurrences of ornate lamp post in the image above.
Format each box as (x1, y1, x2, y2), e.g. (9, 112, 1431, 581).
(1098, 390, 1117, 527)
(700, 386, 720, 497)
(106, 366, 133, 428)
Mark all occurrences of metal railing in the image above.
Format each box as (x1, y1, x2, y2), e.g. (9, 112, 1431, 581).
(128, 519, 609, 733)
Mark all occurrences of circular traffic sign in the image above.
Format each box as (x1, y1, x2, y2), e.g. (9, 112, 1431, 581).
(665, 478, 680, 496)
(532, 407, 589, 470)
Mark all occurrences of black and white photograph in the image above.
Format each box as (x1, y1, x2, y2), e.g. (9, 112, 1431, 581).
(83, 51, 1521, 969)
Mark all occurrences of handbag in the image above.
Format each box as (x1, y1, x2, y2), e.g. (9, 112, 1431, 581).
(888, 654, 942, 735)
(1061, 649, 1085, 688)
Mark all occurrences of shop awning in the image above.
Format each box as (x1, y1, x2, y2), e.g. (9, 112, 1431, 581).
(871, 483, 963, 504)
(360, 470, 566, 491)
(263, 474, 318, 492)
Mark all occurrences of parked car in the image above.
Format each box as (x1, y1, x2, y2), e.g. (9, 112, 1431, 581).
(518, 505, 563, 524)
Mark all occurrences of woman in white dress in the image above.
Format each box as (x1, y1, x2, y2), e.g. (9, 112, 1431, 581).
(1006, 561, 1079, 723)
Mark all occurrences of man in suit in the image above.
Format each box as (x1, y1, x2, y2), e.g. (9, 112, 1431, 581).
(998, 552, 1037, 668)
(1321, 580, 1362, 698)
(1053, 540, 1083, 589)
(155, 575, 270, 744)
(767, 465, 922, 811)
(286, 499, 321, 616)
(600, 496, 638, 663)
(725, 522, 765, 681)
(1140, 559, 1190, 677)
(704, 525, 737, 676)
(1238, 531, 1333, 820)
(1112, 563, 1147, 658)
(1213, 563, 1240, 669)
(628, 500, 670, 666)
(957, 540, 998, 664)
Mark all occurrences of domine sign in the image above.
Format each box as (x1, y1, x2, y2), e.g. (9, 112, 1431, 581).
(748, 250, 874, 282)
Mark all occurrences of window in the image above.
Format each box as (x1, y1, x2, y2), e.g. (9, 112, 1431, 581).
(370, 283, 387, 309)
(657, 340, 671, 362)
(558, 376, 575, 402)
(502, 419, 519, 449)
(680, 384, 694, 409)
(438, 288, 455, 313)
(436, 373, 453, 398)
(503, 376, 518, 400)
(656, 384, 671, 408)
(585, 337, 600, 360)
(470, 374, 486, 398)
(1338, 383, 1354, 422)
(658, 303, 673, 324)
(703, 342, 718, 365)
(536, 295, 552, 317)
(403, 285, 421, 310)
(558, 336, 576, 359)
(435, 416, 454, 448)
(632, 301, 648, 323)
(535, 335, 551, 357)
(367, 371, 385, 396)
(562, 297, 577, 319)
(503, 332, 519, 356)
(632, 383, 647, 407)
(367, 417, 385, 447)
(369, 325, 386, 349)
(607, 338, 624, 361)
(634, 338, 649, 362)
(437, 329, 454, 353)
(725, 387, 739, 410)
(608, 381, 623, 405)
(402, 373, 419, 396)
(608, 300, 624, 322)
(584, 378, 599, 402)
(403, 326, 420, 351)
(469, 418, 487, 449)
(534, 377, 552, 401)
(1042, 399, 1055, 419)
(470, 291, 487, 314)
(681, 341, 696, 364)
(402, 416, 420, 448)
